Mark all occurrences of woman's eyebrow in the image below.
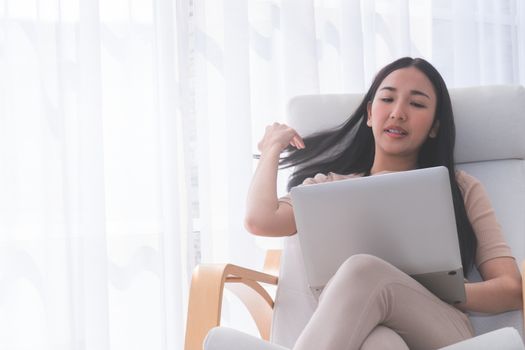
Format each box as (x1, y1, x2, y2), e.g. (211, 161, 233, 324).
(379, 86, 431, 99)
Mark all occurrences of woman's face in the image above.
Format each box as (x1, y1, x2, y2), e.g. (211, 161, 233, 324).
(366, 67, 440, 161)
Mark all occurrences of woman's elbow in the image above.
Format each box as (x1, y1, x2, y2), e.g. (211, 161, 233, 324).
(503, 276, 523, 311)
(244, 216, 262, 235)
(244, 215, 271, 236)
(512, 277, 523, 310)
(244, 215, 293, 237)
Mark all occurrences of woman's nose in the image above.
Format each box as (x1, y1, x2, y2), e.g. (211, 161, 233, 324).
(389, 102, 407, 120)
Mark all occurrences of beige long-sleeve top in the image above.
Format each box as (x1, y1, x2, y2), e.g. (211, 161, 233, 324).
(278, 170, 514, 268)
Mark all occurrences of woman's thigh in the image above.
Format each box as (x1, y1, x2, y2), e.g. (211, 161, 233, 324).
(308, 254, 474, 349)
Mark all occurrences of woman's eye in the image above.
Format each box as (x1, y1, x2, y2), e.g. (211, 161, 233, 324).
(411, 102, 426, 108)
(380, 98, 393, 103)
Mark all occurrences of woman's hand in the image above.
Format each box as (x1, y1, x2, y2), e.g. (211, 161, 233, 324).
(257, 123, 305, 155)
(454, 256, 522, 313)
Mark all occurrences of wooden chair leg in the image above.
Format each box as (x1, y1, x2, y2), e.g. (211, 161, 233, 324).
(184, 265, 225, 350)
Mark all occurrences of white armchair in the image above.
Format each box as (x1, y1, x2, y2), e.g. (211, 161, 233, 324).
(185, 85, 525, 350)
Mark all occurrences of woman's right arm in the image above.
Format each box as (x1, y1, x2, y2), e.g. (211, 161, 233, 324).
(244, 123, 305, 237)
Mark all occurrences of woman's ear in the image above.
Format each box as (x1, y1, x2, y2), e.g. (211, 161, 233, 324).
(366, 101, 372, 127)
(429, 120, 440, 138)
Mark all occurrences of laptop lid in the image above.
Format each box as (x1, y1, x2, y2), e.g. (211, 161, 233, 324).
(290, 166, 466, 304)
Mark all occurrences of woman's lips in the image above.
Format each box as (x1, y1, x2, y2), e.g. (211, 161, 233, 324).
(384, 128, 408, 138)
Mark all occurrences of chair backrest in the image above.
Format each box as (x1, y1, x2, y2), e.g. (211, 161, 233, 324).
(270, 85, 525, 348)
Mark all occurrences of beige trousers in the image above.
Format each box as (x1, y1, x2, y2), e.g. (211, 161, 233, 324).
(293, 254, 474, 350)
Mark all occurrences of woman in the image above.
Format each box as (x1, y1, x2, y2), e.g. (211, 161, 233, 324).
(244, 57, 522, 349)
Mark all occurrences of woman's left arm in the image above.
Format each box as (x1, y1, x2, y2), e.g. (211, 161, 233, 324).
(456, 257, 522, 313)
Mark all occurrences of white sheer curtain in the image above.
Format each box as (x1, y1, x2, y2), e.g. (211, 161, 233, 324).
(0, 0, 193, 349)
(1, 0, 524, 349)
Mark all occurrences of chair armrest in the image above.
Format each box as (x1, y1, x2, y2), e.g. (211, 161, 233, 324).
(184, 263, 278, 350)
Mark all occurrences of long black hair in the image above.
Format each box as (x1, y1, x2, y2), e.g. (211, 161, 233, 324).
(280, 57, 477, 275)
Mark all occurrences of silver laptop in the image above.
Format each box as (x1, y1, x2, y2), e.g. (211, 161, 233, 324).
(290, 166, 466, 304)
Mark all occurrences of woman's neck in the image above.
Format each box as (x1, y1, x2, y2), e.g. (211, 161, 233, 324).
(369, 155, 418, 175)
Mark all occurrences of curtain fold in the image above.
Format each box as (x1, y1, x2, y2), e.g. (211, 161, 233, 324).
(76, 1, 110, 348)
(153, 0, 185, 348)
(1, 1, 525, 349)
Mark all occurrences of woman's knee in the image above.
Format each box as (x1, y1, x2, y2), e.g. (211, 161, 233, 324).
(338, 254, 392, 279)
(321, 254, 401, 299)
(326, 254, 402, 292)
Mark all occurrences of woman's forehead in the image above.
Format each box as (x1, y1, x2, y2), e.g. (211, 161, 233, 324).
(378, 67, 436, 98)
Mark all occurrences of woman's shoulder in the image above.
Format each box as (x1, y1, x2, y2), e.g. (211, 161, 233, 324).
(454, 169, 482, 190)
(454, 169, 489, 203)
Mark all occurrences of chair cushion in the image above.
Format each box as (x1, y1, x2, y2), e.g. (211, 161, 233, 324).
(457, 160, 524, 338)
(270, 236, 318, 347)
(204, 326, 524, 350)
(287, 85, 525, 164)
(451, 86, 525, 163)
(271, 86, 525, 347)
(438, 327, 525, 350)
(204, 327, 288, 350)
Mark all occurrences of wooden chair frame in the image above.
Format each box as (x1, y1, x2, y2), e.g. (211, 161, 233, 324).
(184, 250, 281, 350)
(184, 251, 525, 350)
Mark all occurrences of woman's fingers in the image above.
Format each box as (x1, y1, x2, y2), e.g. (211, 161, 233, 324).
(261, 122, 306, 151)
(290, 136, 299, 149)
(290, 136, 304, 149)
(298, 135, 305, 148)
(292, 134, 305, 149)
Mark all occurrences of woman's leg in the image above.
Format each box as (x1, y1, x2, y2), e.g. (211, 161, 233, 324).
(293, 254, 474, 350)
(360, 326, 409, 350)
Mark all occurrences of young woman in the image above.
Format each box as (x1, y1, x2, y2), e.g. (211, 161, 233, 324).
(244, 57, 523, 349)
